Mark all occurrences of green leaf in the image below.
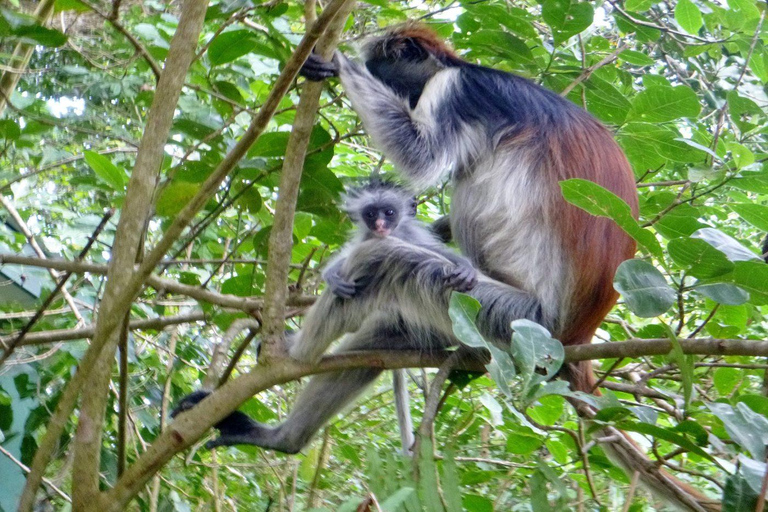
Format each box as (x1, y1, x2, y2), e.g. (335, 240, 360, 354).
(714, 367, 741, 396)
(248, 131, 290, 157)
(505, 430, 543, 454)
(661, 323, 693, 407)
(674, 0, 703, 34)
(84, 150, 126, 190)
(629, 86, 701, 123)
(730, 204, 768, 231)
(543, 0, 594, 44)
(620, 123, 707, 170)
(617, 421, 714, 460)
(379, 487, 417, 510)
(465, 31, 534, 66)
(613, 259, 675, 317)
(510, 319, 563, 395)
(582, 75, 632, 124)
(708, 402, 768, 460)
(674, 420, 709, 446)
(725, 261, 768, 305)
(417, 437, 445, 512)
(728, 91, 765, 133)
(560, 178, 661, 258)
(693, 283, 749, 306)
(208, 30, 259, 66)
(723, 474, 758, 512)
(726, 142, 755, 169)
(738, 455, 768, 495)
(619, 49, 655, 66)
(691, 228, 760, 262)
(448, 293, 486, 349)
(0, 120, 20, 140)
(156, 182, 200, 217)
(667, 237, 734, 278)
(55, 0, 91, 12)
(462, 495, 493, 512)
(624, 0, 652, 10)
(441, 447, 462, 512)
(529, 471, 550, 511)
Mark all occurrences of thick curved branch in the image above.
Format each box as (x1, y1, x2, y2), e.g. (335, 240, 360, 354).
(103, 330, 768, 509)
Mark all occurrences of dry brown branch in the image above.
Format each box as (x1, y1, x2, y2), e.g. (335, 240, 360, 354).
(0, 254, 316, 312)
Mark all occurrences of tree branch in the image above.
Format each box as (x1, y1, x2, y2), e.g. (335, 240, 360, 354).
(0, 254, 315, 312)
(255, 0, 354, 359)
(19, 0, 210, 508)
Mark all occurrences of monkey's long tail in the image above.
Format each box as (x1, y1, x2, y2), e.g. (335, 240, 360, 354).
(565, 360, 721, 512)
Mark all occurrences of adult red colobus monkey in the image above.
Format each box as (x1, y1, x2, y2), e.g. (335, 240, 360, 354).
(174, 25, 718, 511)
(298, 25, 718, 511)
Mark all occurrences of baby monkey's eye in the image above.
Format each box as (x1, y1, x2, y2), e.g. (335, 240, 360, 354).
(385, 209, 395, 216)
(366, 211, 376, 218)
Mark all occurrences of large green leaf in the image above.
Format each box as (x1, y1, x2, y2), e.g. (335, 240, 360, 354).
(691, 228, 760, 262)
(208, 30, 260, 66)
(730, 203, 768, 231)
(725, 261, 768, 305)
(464, 31, 535, 66)
(667, 237, 734, 278)
(84, 151, 127, 190)
(709, 402, 768, 460)
(542, 0, 594, 44)
(613, 259, 675, 317)
(675, 0, 703, 34)
(628, 86, 701, 123)
(723, 474, 758, 512)
(560, 178, 661, 258)
(448, 293, 485, 349)
(510, 320, 563, 395)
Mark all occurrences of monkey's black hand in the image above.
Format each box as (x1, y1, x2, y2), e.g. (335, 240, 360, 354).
(326, 271, 357, 299)
(446, 264, 478, 292)
(300, 52, 339, 81)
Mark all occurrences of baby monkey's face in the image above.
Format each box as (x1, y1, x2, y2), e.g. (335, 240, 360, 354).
(360, 202, 400, 238)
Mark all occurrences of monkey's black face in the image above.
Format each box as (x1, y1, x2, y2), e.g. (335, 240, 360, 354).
(361, 203, 400, 238)
(365, 39, 442, 109)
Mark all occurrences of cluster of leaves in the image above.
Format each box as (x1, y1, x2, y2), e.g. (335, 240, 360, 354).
(0, 0, 766, 510)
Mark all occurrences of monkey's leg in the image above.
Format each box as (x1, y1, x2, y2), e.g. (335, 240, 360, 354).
(209, 320, 449, 454)
(288, 291, 366, 364)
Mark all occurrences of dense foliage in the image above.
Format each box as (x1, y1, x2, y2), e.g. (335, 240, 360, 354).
(0, 0, 766, 510)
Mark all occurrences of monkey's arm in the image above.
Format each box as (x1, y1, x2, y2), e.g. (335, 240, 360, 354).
(321, 257, 357, 299)
(301, 54, 467, 190)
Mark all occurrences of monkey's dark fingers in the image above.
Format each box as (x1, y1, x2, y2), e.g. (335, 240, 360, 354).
(170, 389, 212, 418)
(330, 280, 357, 299)
(300, 53, 339, 81)
(447, 266, 478, 292)
(353, 275, 374, 294)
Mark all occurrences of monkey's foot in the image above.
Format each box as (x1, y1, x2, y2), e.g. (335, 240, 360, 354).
(171, 390, 303, 454)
